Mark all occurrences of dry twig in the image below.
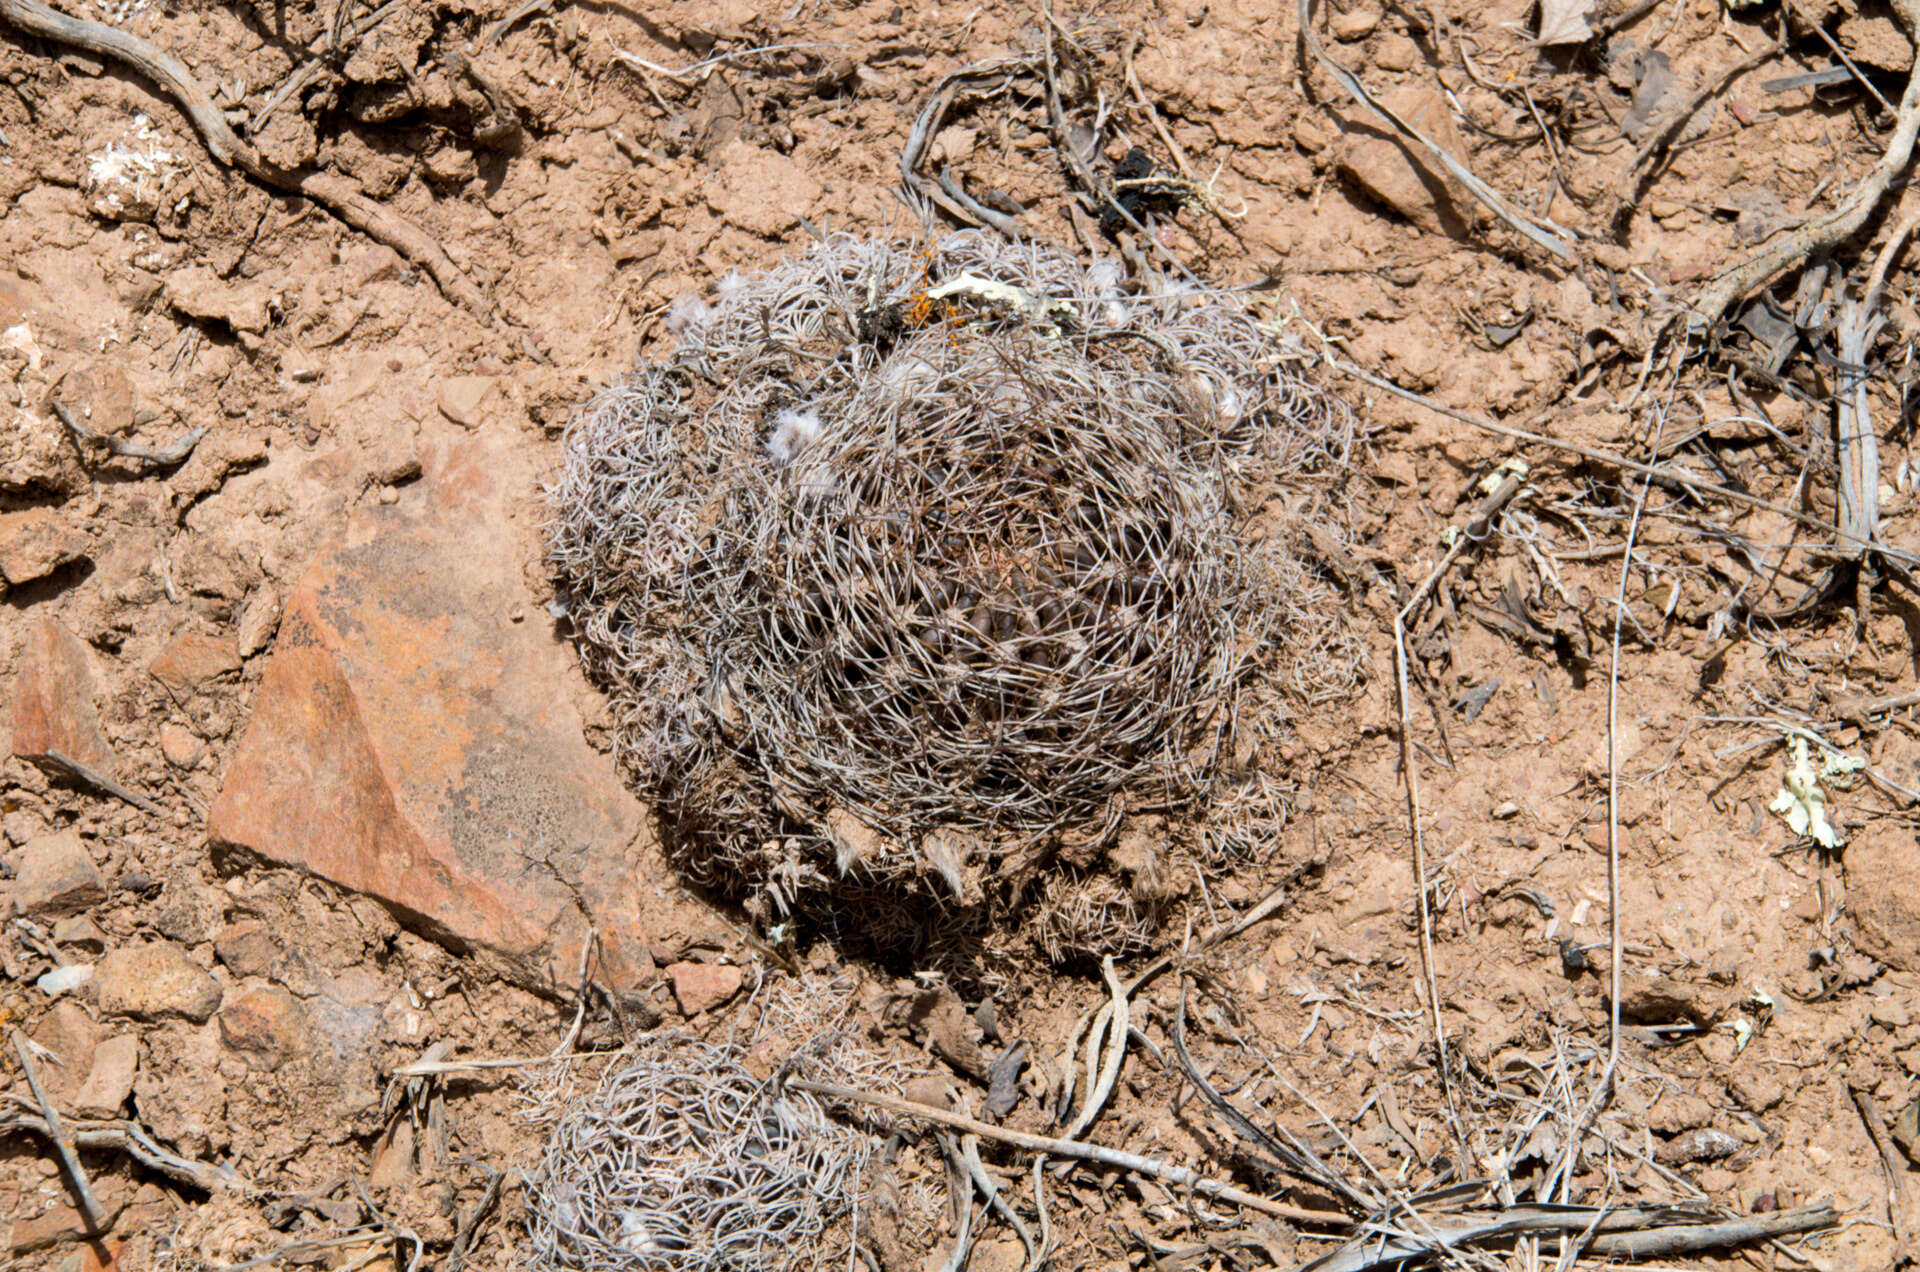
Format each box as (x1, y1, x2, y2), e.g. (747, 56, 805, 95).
(52, 400, 203, 468)
(0, 1104, 252, 1194)
(0, 0, 488, 316)
(1391, 468, 1527, 1157)
(789, 1078, 1345, 1225)
(1297, 0, 1574, 261)
(1691, 0, 1920, 329)
(9, 1029, 102, 1233)
(1317, 352, 1920, 572)
(39, 748, 164, 818)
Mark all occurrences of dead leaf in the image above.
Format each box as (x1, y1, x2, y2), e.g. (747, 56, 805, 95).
(907, 989, 987, 1079)
(1622, 49, 1674, 140)
(1536, 0, 1595, 45)
(984, 1041, 1027, 1118)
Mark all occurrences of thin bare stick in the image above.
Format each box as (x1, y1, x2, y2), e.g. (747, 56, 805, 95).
(788, 1079, 1346, 1225)
(208, 1232, 387, 1272)
(10, 1030, 103, 1232)
(1061, 956, 1129, 1141)
(1852, 1086, 1912, 1259)
(1393, 470, 1524, 1160)
(1317, 352, 1920, 569)
(1298, 0, 1574, 260)
(1691, 0, 1920, 328)
(1055, 880, 1292, 1116)
(1833, 212, 1917, 627)
(41, 749, 164, 817)
(610, 41, 845, 85)
(1122, 35, 1191, 177)
(52, 401, 204, 467)
(0, 0, 488, 316)
(1545, 410, 1666, 1207)
(1833, 686, 1920, 725)
(0, 1102, 251, 1194)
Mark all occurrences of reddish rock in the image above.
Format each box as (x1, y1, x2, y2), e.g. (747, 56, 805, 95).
(1848, 823, 1920, 973)
(208, 433, 654, 994)
(1337, 86, 1479, 237)
(218, 983, 309, 1070)
(7, 1176, 128, 1253)
(50, 360, 134, 438)
(73, 1033, 138, 1118)
(9, 617, 117, 775)
(50, 915, 107, 954)
(0, 507, 88, 586)
(28, 1000, 100, 1104)
(668, 961, 743, 1016)
(12, 829, 106, 917)
(158, 722, 204, 770)
(149, 631, 240, 692)
(93, 941, 222, 1023)
(164, 266, 270, 335)
(212, 919, 277, 978)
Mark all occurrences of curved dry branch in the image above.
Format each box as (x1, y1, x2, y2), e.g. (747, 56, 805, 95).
(0, 0, 490, 317)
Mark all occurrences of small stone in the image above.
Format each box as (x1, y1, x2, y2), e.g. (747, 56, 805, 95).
(236, 588, 281, 657)
(279, 346, 322, 384)
(1374, 32, 1418, 71)
(73, 1034, 138, 1118)
(0, 508, 88, 586)
(436, 376, 497, 428)
(153, 884, 219, 946)
(1338, 86, 1477, 237)
(8, 1176, 128, 1254)
(1847, 823, 1920, 973)
(28, 1000, 99, 1103)
(2, 808, 43, 846)
(668, 961, 743, 1015)
(165, 266, 271, 334)
(93, 941, 222, 1022)
(1655, 1126, 1742, 1165)
(158, 722, 204, 770)
(49, 360, 134, 437)
(1330, 4, 1380, 39)
(50, 915, 106, 953)
(1871, 999, 1913, 1030)
(342, 243, 403, 289)
(12, 830, 107, 917)
(218, 983, 310, 1070)
(1292, 117, 1331, 153)
(150, 631, 241, 693)
(213, 919, 277, 978)
(9, 617, 117, 776)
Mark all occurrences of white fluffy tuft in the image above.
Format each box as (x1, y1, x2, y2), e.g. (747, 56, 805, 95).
(767, 408, 824, 465)
(666, 293, 712, 336)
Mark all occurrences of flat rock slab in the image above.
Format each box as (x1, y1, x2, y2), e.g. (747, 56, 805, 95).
(208, 432, 654, 993)
(10, 615, 117, 775)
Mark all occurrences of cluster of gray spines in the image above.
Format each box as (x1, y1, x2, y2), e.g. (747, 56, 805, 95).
(549, 232, 1353, 909)
(523, 1037, 872, 1272)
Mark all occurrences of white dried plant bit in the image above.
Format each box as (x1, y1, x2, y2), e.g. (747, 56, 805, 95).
(765, 408, 823, 465)
(665, 293, 713, 337)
